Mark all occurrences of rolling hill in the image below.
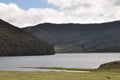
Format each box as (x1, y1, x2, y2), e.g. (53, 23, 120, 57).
(0, 19, 54, 56)
(98, 61, 120, 70)
(23, 21, 120, 53)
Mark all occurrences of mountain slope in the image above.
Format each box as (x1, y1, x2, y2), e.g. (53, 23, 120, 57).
(23, 21, 120, 53)
(0, 19, 54, 56)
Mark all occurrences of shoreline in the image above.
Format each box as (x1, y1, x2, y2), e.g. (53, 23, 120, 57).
(0, 67, 94, 73)
(18, 67, 95, 73)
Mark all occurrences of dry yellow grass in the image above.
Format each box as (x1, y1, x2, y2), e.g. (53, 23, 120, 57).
(0, 70, 120, 80)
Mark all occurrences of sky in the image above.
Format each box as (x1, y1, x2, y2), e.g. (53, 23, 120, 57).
(0, 0, 120, 28)
(1, 0, 54, 10)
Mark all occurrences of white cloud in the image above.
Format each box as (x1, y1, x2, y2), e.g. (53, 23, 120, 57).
(1, 0, 120, 28)
(0, 3, 65, 27)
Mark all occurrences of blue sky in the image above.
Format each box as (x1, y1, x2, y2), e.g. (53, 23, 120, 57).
(1, 0, 52, 10)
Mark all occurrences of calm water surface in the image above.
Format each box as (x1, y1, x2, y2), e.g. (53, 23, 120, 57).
(0, 53, 119, 71)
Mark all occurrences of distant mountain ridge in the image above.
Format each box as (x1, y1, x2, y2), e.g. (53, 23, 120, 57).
(23, 21, 120, 53)
(0, 19, 54, 56)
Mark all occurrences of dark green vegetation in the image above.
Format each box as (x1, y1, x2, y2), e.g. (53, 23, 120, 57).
(98, 61, 120, 71)
(0, 19, 54, 56)
(24, 22, 120, 53)
(23, 67, 95, 71)
(38, 67, 94, 71)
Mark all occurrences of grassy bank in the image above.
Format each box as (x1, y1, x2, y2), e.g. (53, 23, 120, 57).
(38, 67, 95, 71)
(0, 70, 120, 80)
(23, 67, 95, 71)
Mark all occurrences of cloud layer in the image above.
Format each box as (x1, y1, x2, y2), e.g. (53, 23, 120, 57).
(0, 0, 120, 27)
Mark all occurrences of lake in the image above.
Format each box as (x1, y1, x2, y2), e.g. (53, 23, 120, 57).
(0, 53, 119, 71)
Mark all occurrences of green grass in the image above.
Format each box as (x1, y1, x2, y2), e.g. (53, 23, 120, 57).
(37, 67, 95, 71)
(0, 70, 120, 80)
(21, 66, 95, 71)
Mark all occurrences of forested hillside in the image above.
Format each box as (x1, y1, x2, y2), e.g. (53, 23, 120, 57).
(0, 19, 54, 56)
(24, 21, 120, 53)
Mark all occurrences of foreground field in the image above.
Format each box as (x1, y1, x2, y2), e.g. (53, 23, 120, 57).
(0, 70, 120, 80)
(0, 61, 119, 80)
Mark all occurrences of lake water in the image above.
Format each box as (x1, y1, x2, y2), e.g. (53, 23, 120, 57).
(0, 53, 119, 71)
